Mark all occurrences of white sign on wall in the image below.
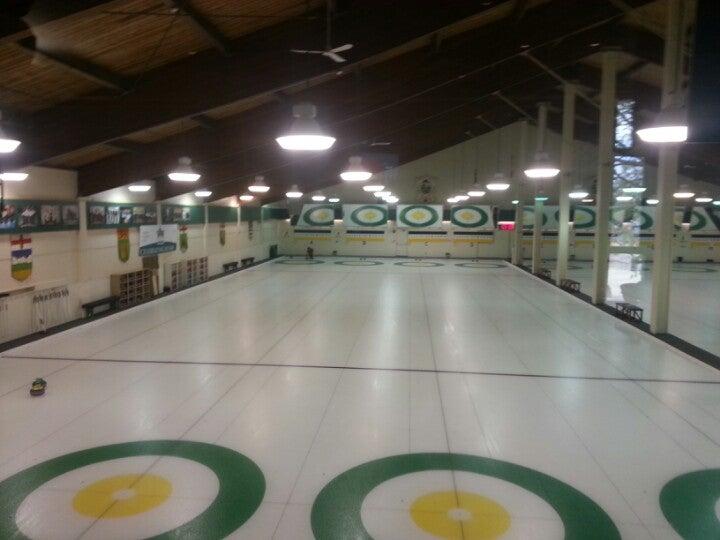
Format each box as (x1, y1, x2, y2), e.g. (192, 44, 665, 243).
(139, 224, 178, 256)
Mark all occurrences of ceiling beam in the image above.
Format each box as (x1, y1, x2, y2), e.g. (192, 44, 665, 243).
(15, 37, 131, 92)
(6, 0, 489, 169)
(103, 139, 147, 153)
(167, 0, 234, 56)
(0, 0, 118, 42)
(190, 114, 221, 130)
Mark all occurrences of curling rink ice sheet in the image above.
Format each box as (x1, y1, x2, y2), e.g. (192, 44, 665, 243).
(1, 257, 720, 539)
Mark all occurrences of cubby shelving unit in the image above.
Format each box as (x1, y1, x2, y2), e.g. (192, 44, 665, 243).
(166, 257, 208, 292)
(110, 269, 155, 309)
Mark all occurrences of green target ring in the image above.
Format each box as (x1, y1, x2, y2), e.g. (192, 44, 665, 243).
(276, 259, 325, 265)
(661, 469, 720, 539)
(394, 261, 444, 267)
(0, 440, 265, 539)
(455, 262, 505, 269)
(334, 260, 384, 266)
(311, 453, 620, 539)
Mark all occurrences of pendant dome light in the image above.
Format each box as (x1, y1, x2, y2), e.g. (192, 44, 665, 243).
(311, 194, 326, 201)
(194, 190, 212, 197)
(447, 196, 458, 204)
(622, 186, 647, 193)
(569, 185, 589, 199)
(328, 197, 340, 203)
(340, 156, 372, 181)
(525, 103, 560, 179)
(239, 194, 254, 201)
(0, 112, 21, 153)
(363, 183, 385, 192)
(695, 193, 713, 203)
(385, 195, 399, 204)
(467, 186, 486, 197)
(673, 184, 695, 199)
(646, 198, 659, 205)
(168, 157, 201, 182)
(637, 107, 688, 143)
(276, 103, 335, 151)
(374, 191, 391, 198)
(486, 173, 510, 191)
(128, 184, 151, 192)
(616, 195, 634, 202)
(454, 194, 470, 201)
(248, 175, 270, 193)
(286, 184, 303, 198)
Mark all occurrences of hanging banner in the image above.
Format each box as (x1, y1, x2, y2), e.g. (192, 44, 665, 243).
(450, 205, 494, 229)
(219, 223, 226, 246)
(632, 206, 655, 232)
(397, 204, 442, 228)
(687, 207, 718, 232)
(139, 224, 178, 256)
(117, 228, 130, 262)
(179, 224, 188, 252)
(573, 205, 596, 231)
(298, 204, 335, 227)
(521, 206, 548, 230)
(342, 204, 388, 227)
(10, 234, 32, 281)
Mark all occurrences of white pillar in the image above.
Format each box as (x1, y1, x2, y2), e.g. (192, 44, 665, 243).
(77, 198, 88, 282)
(203, 203, 209, 252)
(591, 51, 616, 304)
(650, 0, 685, 333)
(531, 105, 548, 274)
(556, 84, 576, 284)
(511, 121, 528, 265)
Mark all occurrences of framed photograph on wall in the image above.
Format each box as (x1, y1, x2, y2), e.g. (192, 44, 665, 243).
(41, 205, 61, 226)
(62, 205, 79, 226)
(89, 205, 106, 225)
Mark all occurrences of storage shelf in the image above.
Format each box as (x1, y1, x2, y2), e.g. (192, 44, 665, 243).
(110, 269, 154, 308)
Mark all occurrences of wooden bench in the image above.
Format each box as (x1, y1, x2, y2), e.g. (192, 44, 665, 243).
(241, 257, 255, 267)
(82, 296, 119, 318)
(615, 302, 644, 322)
(222, 261, 239, 272)
(560, 278, 581, 292)
(537, 268, 551, 278)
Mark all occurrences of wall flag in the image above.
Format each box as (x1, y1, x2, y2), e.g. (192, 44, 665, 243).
(117, 228, 130, 262)
(10, 234, 32, 281)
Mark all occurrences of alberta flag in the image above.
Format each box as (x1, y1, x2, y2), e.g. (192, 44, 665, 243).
(11, 234, 32, 281)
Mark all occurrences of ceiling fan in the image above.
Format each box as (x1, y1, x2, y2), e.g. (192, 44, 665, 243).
(290, 1, 353, 63)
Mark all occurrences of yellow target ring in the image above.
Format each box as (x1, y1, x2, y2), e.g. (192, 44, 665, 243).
(73, 474, 172, 519)
(410, 490, 510, 539)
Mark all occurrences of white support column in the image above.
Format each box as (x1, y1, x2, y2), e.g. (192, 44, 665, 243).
(77, 198, 88, 282)
(650, 0, 685, 333)
(531, 105, 548, 274)
(203, 203, 209, 252)
(591, 51, 617, 304)
(511, 120, 528, 265)
(556, 84, 576, 284)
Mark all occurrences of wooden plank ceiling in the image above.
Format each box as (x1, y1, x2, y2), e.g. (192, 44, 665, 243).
(0, 0, 717, 202)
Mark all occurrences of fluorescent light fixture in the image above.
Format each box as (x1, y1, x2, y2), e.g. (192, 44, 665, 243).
(645, 198, 659, 205)
(385, 195, 399, 204)
(511, 199, 519, 205)
(194, 190, 212, 197)
(467, 189, 486, 197)
(454, 194, 469, 201)
(616, 195, 634, 202)
(248, 175, 270, 193)
(340, 156, 372, 181)
(486, 173, 510, 191)
(363, 184, 385, 192)
(128, 184, 151, 192)
(581, 198, 594, 203)
(0, 112, 20, 153)
(637, 108, 688, 143)
(276, 103, 335, 151)
(622, 186, 647, 193)
(239, 194, 254, 201)
(673, 185, 695, 199)
(0, 171, 28, 181)
(568, 185, 589, 199)
(374, 191, 391, 198)
(286, 184, 303, 198)
(168, 156, 201, 181)
(524, 151, 560, 179)
(328, 197, 340, 203)
(311, 194, 326, 201)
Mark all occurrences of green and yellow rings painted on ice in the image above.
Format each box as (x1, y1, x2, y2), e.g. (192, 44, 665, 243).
(302, 205, 336, 227)
(0, 440, 264, 540)
(310, 453, 620, 540)
(450, 205, 489, 229)
(661, 469, 720, 539)
(350, 205, 388, 227)
(399, 205, 440, 227)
